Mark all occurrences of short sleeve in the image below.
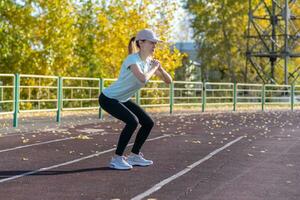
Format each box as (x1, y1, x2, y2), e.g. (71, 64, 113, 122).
(123, 54, 138, 70)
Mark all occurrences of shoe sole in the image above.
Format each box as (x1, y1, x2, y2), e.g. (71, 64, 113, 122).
(127, 161, 153, 167)
(109, 164, 132, 170)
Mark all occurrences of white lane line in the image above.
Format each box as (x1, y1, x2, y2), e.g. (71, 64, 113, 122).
(0, 134, 171, 183)
(131, 136, 244, 200)
(0, 128, 69, 138)
(0, 132, 102, 153)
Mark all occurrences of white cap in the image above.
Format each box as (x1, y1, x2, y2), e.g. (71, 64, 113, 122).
(136, 29, 162, 42)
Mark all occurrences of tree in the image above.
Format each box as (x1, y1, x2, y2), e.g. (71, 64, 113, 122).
(0, 0, 184, 79)
(0, 0, 36, 74)
(93, 0, 184, 78)
(186, 0, 250, 82)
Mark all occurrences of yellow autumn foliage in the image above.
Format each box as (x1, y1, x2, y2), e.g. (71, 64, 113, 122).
(0, 0, 184, 79)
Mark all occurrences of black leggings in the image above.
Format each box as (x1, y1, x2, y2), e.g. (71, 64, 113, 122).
(99, 93, 154, 156)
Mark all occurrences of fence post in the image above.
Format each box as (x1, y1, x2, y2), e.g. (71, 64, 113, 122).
(233, 82, 237, 111)
(262, 84, 265, 111)
(135, 89, 141, 105)
(0, 81, 3, 112)
(56, 77, 62, 123)
(170, 82, 174, 114)
(202, 82, 206, 112)
(99, 78, 104, 119)
(291, 84, 295, 111)
(13, 73, 20, 127)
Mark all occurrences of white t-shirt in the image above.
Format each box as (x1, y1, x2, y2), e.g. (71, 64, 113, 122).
(102, 53, 151, 102)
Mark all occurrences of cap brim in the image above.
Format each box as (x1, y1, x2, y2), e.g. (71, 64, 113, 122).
(149, 38, 163, 43)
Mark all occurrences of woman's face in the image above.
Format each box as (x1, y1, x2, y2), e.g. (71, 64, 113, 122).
(140, 40, 157, 55)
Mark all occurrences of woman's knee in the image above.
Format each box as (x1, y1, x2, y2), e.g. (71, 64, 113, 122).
(141, 118, 154, 128)
(126, 118, 139, 128)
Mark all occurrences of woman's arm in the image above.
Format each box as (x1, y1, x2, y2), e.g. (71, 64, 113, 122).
(129, 63, 159, 84)
(155, 65, 172, 84)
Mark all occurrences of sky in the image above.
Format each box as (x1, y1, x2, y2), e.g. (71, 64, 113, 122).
(171, 1, 194, 42)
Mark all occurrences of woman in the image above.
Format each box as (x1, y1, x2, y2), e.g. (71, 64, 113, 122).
(99, 29, 172, 170)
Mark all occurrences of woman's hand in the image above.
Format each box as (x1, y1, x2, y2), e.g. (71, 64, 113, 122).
(150, 59, 161, 69)
(153, 60, 173, 84)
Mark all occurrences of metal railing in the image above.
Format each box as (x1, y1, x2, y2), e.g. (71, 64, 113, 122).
(173, 81, 202, 108)
(1, 73, 300, 128)
(18, 74, 59, 112)
(204, 82, 234, 111)
(61, 77, 100, 110)
(0, 74, 15, 116)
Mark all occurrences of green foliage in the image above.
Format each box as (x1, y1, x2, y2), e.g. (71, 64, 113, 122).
(186, 0, 300, 84)
(186, 0, 251, 82)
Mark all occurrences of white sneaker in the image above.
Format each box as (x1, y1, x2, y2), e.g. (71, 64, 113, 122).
(127, 153, 153, 166)
(109, 156, 133, 170)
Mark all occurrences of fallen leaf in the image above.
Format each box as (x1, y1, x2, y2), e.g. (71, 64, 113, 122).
(286, 164, 294, 167)
(22, 139, 29, 143)
(192, 140, 201, 144)
(75, 134, 92, 140)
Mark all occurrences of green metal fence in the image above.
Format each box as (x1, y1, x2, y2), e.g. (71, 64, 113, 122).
(139, 80, 170, 108)
(236, 83, 263, 110)
(18, 74, 58, 112)
(58, 77, 101, 122)
(206, 82, 234, 104)
(264, 84, 292, 108)
(173, 81, 202, 112)
(0, 80, 2, 112)
(295, 85, 300, 108)
(1, 73, 300, 128)
(61, 77, 100, 110)
(0, 74, 15, 116)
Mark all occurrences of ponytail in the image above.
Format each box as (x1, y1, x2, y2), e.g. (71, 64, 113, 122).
(128, 36, 139, 55)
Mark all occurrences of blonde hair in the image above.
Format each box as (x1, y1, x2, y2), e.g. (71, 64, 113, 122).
(128, 36, 142, 55)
